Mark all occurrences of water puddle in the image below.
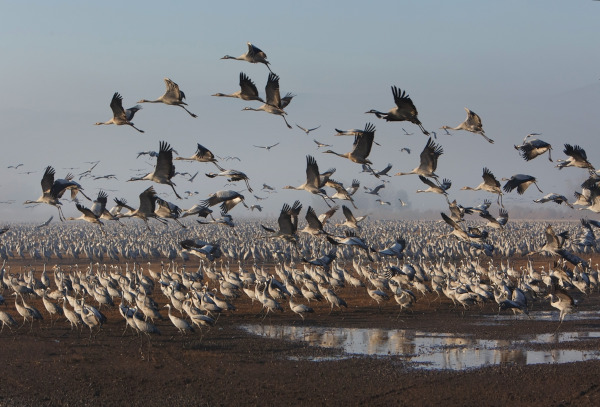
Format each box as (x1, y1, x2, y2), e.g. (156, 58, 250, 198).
(481, 310, 600, 322)
(241, 324, 600, 370)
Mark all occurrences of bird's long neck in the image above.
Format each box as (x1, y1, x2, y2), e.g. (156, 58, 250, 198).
(138, 99, 160, 103)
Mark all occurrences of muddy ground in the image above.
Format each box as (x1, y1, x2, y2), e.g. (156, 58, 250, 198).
(1, 257, 600, 406)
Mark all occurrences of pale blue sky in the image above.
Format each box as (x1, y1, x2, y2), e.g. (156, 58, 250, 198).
(0, 1, 598, 222)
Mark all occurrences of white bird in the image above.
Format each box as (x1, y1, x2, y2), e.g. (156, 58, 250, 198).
(94, 92, 143, 133)
(365, 86, 429, 136)
(128, 141, 182, 199)
(221, 42, 273, 72)
(441, 107, 493, 144)
(138, 78, 197, 118)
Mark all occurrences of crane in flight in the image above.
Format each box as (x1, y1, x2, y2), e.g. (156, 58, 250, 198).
(128, 141, 182, 199)
(95, 92, 144, 133)
(242, 73, 294, 129)
(221, 42, 273, 72)
(212, 72, 264, 102)
(441, 108, 493, 144)
(365, 86, 429, 136)
(138, 78, 197, 118)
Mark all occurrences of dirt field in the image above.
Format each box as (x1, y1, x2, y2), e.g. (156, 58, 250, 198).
(2, 257, 600, 406)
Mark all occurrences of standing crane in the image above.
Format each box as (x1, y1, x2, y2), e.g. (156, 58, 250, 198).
(441, 108, 493, 144)
(138, 78, 197, 118)
(128, 141, 182, 199)
(94, 92, 144, 133)
(365, 86, 429, 136)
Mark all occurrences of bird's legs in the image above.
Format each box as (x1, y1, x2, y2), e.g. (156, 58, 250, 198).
(178, 105, 198, 118)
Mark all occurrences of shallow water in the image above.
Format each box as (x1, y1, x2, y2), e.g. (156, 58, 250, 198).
(241, 323, 600, 370)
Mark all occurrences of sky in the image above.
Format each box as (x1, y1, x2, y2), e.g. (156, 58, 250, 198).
(0, 0, 598, 223)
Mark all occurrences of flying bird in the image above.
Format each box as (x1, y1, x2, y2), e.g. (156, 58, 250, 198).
(128, 141, 182, 199)
(138, 78, 197, 118)
(502, 174, 543, 195)
(394, 138, 443, 179)
(365, 86, 429, 136)
(242, 73, 294, 129)
(221, 42, 273, 72)
(95, 92, 144, 133)
(514, 133, 552, 161)
(174, 143, 225, 171)
(296, 124, 321, 135)
(212, 72, 264, 102)
(441, 108, 493, 144)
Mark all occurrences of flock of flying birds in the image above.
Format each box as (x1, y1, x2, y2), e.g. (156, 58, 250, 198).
(0, 42, 599, 333)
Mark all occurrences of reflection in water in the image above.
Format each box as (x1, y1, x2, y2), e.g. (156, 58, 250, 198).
(241, 324, 600, 371)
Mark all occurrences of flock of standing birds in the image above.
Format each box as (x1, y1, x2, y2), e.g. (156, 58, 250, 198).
(2, 42, 600, 341)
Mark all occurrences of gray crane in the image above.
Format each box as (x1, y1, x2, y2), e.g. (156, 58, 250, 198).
(365, 86, 429, 136)
(138, 78, 197, 118)
(221, 42, 273, 72)
(441, 107, 493, 144)
(242, 73, 293, 129)
(212, 72, 265, 102)
(94, 92, 144, 133)
(128, 141, 182, 199)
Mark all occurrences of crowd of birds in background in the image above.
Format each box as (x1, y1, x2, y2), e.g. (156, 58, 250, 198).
(1, 42, 599, 339)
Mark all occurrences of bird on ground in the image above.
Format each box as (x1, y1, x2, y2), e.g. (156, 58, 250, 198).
(416, 176, 451, 202)
(502, 174, 543, 195)
(212, 72, 264, 102)
(514, 133, 552, 161)
(547, 284, 575, 325)
(394, 138, 443, 179)
(288, 296, 314, 321)
(114, 187, 167, 230)
(164, 304, 194, 335)
(94, 92, 144, 133)
(128, 141, 182, 199)
(174, 143, 225, 171)
(253, 142, 280, 151)
(221, 42, 273, 72)
(365, 86, 429, 136)
(0, 310, 17, 332)
(533, 193, 574, 208)
(296, 124, 321, 135)
(313, 139, 332, 149)
(283, 155, 333, 207)
(441, 107, 493, 144)
(242, 73, 293, 129)
(556, 144, 595, 173)
(205, 169, 253, 193)
(337, 205, 367, 229)
(324, 123, 376, 166)
(138, 78, 197, 118)
(461, 167, 504, 207)
(261, 201, 302, 243)
(200, 190, 248, 213)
